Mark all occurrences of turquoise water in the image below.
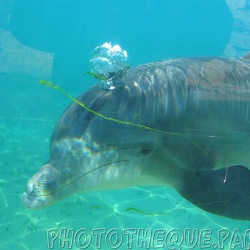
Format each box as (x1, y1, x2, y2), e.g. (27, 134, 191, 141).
(1, 1, 250, 249)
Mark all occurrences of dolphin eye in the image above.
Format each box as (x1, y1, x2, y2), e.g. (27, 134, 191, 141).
(140, 142, 154, 155)
(140, 148, 152, 155)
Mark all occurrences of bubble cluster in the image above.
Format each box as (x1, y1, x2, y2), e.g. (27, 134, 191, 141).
(89, 42, 129, 90)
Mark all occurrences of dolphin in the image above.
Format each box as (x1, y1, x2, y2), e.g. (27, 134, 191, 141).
(23, 57, 250, 220)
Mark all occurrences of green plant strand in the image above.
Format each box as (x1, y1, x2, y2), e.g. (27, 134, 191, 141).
(83, 72, 107, 81)
(126, 207, 169, 216)
(39, 80, 205, 154)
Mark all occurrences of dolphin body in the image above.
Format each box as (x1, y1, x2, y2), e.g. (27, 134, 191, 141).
(23, 57, 250, 220)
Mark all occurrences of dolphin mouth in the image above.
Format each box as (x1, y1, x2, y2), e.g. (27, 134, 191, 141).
(22, 178, 50, 209)
(22, 163, 60, 209)
(22, 191, 46, 209)
(23, 159, 133, 209)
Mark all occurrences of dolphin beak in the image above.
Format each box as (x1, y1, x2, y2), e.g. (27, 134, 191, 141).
(22, 163, 59, 209)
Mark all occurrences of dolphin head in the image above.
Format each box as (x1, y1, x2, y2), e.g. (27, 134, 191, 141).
(22, 135, 157, 209)
(22, 66, 185, 209)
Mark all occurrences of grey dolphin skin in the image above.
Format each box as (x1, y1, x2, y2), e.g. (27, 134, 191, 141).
(23, 57, 250, 220)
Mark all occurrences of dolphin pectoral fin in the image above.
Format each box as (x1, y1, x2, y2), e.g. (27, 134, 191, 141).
(178, 165, 250, 220)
